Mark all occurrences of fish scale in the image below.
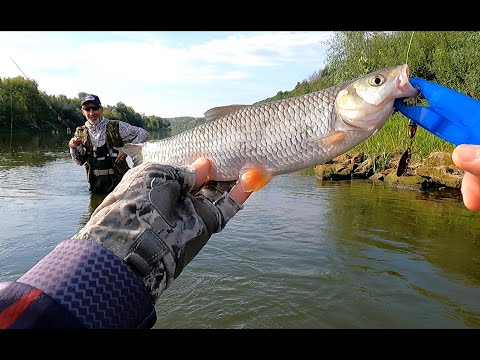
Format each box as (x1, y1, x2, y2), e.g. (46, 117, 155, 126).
(143, 92, 335, 180)
(124, 64, 418, 182)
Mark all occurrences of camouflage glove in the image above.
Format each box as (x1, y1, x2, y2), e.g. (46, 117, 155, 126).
(72, 162, 243, 302)
(192, 179, 237, 201)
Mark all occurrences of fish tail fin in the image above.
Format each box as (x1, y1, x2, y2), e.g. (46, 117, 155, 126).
(238, 164, 273, 192)
(119, 143, 144, 167)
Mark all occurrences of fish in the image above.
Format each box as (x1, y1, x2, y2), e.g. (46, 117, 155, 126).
(122, 64, 418, 192)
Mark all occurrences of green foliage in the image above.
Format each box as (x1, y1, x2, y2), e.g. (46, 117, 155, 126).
(0, 77, 52, 130)
(0, 78, 171, 133)
(261, 31, 480, 105)
(142, 115, 170, 131)
(2, 30, 480, 162)
(259, 31, 478, 158)
(169, 117, 206, 135)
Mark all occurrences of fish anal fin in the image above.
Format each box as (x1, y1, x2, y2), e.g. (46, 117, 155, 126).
(310, 130, 347, 146)
(204, 105, 250, 122)
(239, 164, 273, 192)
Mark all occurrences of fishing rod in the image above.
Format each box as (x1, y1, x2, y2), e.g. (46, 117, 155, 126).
(9, 56, 72, 134)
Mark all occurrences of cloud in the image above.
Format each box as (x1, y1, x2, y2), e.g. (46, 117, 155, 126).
(0, 31, 333, 117)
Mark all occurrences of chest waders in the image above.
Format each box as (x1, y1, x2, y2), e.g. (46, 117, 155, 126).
(77, 121, 130, 194)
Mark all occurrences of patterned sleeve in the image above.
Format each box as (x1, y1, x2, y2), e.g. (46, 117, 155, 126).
(0, 238, 157, 329)
(119, 122, 149, 144)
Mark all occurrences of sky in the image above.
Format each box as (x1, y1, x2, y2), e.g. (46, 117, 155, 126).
(0, 31, 334, 118)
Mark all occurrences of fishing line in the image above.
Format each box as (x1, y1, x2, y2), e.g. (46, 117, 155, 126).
(9, 57, 72, 134)
(405, 31, 415, 65)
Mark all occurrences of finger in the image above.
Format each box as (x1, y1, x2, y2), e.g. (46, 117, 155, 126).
(452, 144, 480, 175)
(228, 177, 253, 205)
(460, 172, 480, 211)
(189, 157, 252, 204)
(452, 144, 480, 211)
(190, 157, 211, 189)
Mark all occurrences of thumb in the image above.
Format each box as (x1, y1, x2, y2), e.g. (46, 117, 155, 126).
(452, 144, 480, 176)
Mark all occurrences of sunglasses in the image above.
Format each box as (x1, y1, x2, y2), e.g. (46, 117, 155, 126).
(82, 105, 101, 111)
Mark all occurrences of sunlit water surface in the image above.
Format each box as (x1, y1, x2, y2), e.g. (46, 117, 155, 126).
(1, 132, 479, 328)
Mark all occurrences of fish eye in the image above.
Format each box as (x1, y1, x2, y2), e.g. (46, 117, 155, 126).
(369, 75, 386, 87)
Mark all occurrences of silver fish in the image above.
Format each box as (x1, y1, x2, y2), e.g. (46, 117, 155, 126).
(123, 64, 417, 191)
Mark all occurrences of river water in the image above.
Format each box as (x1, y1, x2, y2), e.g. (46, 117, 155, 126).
(1, 132, 479, 329)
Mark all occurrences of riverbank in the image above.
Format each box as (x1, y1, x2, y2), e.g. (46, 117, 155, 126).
(314, 151, 463, 192)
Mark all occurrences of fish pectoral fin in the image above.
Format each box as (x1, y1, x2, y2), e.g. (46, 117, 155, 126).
(309, 130, 347, 146)
(204, 104, 250, 122)
(121, 143, 144, 167)
(238, 164, 273, 192)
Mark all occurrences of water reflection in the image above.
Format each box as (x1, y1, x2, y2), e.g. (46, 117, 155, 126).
(0, 130, 169, 169)
(77, 192, 108, 227)
(0, 132, 71, 169)
(322, 180, 480, 327)
(1, 131, 480, 328)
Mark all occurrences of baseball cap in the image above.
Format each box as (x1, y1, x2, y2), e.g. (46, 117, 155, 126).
(81, 94, 102, 107)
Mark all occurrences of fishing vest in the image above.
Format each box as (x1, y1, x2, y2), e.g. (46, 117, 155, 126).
(76, 120, 130, 193)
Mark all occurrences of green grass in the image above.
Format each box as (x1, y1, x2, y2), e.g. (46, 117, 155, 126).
(351, 113, 455, 170)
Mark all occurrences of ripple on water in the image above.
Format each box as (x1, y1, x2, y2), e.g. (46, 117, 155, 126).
(2, 146, 480, 329)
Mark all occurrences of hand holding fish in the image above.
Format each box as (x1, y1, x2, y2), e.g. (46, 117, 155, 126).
(0, 65, 422, 329)
(394, 78, 480, 146)
(71, 157, 249, 302)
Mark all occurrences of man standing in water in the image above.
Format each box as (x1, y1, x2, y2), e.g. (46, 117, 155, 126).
(68, 94, 149, 194)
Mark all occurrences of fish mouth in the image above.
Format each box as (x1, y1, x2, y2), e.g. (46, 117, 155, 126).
(397, 64, 418, 98)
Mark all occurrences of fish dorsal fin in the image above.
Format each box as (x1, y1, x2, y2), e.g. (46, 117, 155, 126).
(204, 105, 250, 122)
